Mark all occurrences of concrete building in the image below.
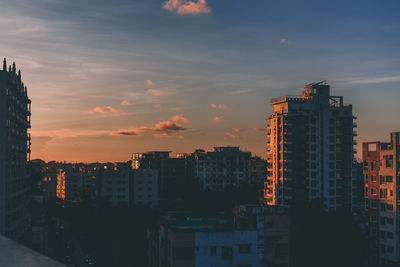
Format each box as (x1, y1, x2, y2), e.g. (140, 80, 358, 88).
(264, 82, 357, 211)
(0, 59, 31, 241)
(98, 163, 158, 208)
(147, 215, 261, 267)
(132, 151, 192, 198)
(193, 147, 252, 191)
(363, 132, 400, 265)
(132, 169, 158, 207)
(56, 166, 95, 204)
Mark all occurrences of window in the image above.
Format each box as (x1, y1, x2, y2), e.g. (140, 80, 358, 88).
(370, 175, 376, 182)
(386, 176, 393, 183)
(222, 246, 233, 260)
(371, 215, 377, 222)
(238, 244, 251, 254)
(370, 201, 377, 209)
(210, 246, 217, 256)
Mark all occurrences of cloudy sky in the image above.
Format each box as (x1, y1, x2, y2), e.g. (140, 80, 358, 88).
(1, 0, 399, 162)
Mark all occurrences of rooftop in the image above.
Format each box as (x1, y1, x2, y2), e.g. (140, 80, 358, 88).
(0, 235, 64, 267)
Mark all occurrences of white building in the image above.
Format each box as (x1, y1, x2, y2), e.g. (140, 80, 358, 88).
(195, 231, 260, 267)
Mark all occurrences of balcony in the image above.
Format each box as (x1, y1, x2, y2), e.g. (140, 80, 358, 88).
(0, 235, 64, 266)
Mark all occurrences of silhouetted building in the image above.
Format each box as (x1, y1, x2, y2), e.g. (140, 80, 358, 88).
(132, 151, 192, 197)
(192, 147, 252, 191)
(363, 132, 400, 264)
(265, 82, 357, 211)
(0, 59, 31, 241)
(56, 166, 95, 204)
(98, 163, 158, 208)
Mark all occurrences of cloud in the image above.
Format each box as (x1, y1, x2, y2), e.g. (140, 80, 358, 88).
(280, 39, 288, 44)
(120, 100, 136, 106)
(31, 129, 110, 139)
(110, 130, 138, 136)
(346, 75, 400, 84)
(209, 104, 229, 110)
(154, 104, 161, 109)
(147, 89, 167, 96)
(146, 80, 154, 86)
(111, 120, 186, 137)
(163, 0, 211, 15)
(231, 89, 253, 95)
(214, 116, 224, 122)
(89, 106, 121, 114)
(225, 132, 240, 140)
(233, 127, 266, 133)
(171, 115, 190, 123)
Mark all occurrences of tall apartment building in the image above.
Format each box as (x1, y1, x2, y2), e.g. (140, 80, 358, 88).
(363, 132, 400, 265)
(192, 147, 252, 191)
(264, 82, 356, 211)
(0, 59, 31, 241)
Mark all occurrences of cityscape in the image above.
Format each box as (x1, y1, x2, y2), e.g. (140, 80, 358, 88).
(0, 1, 400, 267)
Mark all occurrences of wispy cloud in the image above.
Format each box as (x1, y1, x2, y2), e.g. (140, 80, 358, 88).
(120, 100, 136, 106)
(31, 129, 110, 139)
(214, 116, 224, 122)
(146, 80, 154, 86)
(346, 75, 400, 84)
(280, 38, 288, 44)
(154, 104, 161, 109)
(111, 120, 186, 137)
(231, 89, 253, 95)
(163, 0, 211, 15)
(233, 127, 266, 133)
(225, 132, 240, 140)
(147, 89, 168, 96)
(209, 104, 229, 110)
(171, 115, 190, 123)
(88, 106, 121, 114)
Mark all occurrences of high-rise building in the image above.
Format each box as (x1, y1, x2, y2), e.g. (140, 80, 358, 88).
(0, 59, 31, 241)
(363, 132, 400, 265)
(264, 82, 356, 211)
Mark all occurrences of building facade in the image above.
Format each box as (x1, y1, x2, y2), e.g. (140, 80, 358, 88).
(132, 151, 192, 198)
(193, 147, 252, 192)
(363, 132, 400, 264)
(0, 59, 31, 241)
(98, 164, 158, 208)
(265, 82, 356, 211)
(56, 166, 95, 204)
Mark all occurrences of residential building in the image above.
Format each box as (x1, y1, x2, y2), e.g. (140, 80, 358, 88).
(192, 147, 252, 191)
(56, 166, 95, 204)
(98, 163, 158, 208)
(132, 151, 192, 197)
(0, 59, 31, 241)
(363, 132, 400, 264)
(147, 215, 261, 267)
(265, 82, 356, 211)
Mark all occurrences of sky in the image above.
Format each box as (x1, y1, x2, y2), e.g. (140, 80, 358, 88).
(1, 0, 399, 162)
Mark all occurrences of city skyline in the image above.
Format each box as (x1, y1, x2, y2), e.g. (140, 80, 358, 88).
(1, 0, 399, 162)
